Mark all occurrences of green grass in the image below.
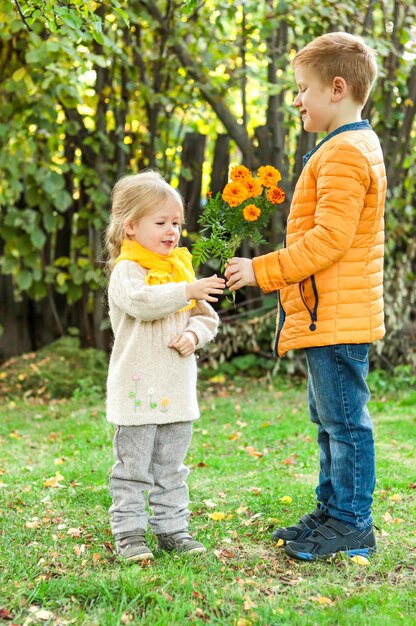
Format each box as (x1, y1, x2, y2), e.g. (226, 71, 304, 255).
(1, 373, 415, 625)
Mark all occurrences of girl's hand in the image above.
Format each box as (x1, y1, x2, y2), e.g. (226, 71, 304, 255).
(224, 258, 258, 291)
(168, 331, 198, 356)
(186, 274, 225, 302)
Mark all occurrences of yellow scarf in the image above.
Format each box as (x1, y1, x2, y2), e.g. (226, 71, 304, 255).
(115, 239, 196, 311)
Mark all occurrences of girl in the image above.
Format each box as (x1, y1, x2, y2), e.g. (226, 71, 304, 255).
(105, 170, 224, 562)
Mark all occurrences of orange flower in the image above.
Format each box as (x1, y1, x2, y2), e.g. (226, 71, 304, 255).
(243, 177, 263, 198)
(222, 181, 249, 207)
(257, 165, 282, 188)
(243, 204, 261, 221)
(230, 165, 252, 183)
(266, 186, 286, 204)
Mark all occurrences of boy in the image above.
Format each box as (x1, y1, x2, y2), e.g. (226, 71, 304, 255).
(225, 32, 386, 561)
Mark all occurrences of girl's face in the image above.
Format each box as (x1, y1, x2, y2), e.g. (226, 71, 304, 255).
(125, 197, 182, 256)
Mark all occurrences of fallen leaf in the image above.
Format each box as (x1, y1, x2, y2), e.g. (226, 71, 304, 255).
(204, 499, 217, 508)
(282, 454, 297, 465)
(312, 596, 333, 605)
(9, 431, 22, 439)
(246, 446, 263, 458)
(279, 496, 292, 505)
(208, 512, 226, 521)
(243, 595, 257, 611)
(389, 494, 403, 502)
(275, 538, 284, 547)
(44, 471, 65, 488)
(0, 608, 14, 620)
(350, 555, 370, 566)
(67, 527, 82, 538)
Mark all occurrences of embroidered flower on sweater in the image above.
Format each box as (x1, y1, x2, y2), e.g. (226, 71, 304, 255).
(160, 398, 170, 413)
(129, 374, 142, 410)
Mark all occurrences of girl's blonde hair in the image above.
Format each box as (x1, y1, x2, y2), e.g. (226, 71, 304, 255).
(105, 170, 184, 270)
(293, 32, 377, 105)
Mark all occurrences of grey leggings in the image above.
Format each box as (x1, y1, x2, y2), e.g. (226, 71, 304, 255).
(109, 421, 193, 537)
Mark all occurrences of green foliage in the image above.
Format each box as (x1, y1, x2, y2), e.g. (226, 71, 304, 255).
(0, 336, 107, 400)
(0, 0, 415, 369)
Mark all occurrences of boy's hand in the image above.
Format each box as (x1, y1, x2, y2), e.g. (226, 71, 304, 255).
(169, 331, 198, 357)
(186, 274, 225, 302)
(225, 258, 258, 291)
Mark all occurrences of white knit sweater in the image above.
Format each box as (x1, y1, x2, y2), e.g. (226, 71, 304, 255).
(106, 260, 220, 425)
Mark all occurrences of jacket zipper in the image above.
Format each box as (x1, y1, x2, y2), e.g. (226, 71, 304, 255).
(273, 228, 287, 357)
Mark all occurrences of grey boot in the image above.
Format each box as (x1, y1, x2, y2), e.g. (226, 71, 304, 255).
(115, 530, 154, 562)
(157, 530, 206, 554)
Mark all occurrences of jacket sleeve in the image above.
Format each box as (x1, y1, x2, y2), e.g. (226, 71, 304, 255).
(253, 142, 371, 293)
(185, 300, 220, 349)
(108, 261, 190, 321)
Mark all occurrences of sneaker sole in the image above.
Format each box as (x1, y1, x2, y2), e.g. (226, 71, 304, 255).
(157, 546, 207, 554)
(184, 546, 207, 554)
(124, 551, 155, 562)
(285, 546, 376, 562)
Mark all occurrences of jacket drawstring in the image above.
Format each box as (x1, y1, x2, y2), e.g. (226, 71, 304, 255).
(299, 276, 319, 331)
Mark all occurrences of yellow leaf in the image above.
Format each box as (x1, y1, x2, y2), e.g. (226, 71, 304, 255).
(9, 430, 22, 439)
(44, 471, 65, 488)
(208, 512, 226, 521)
(276, 538, 284, 547)
(54, 457, 65, 465)
(313, 596, 333, 605)
(279, 496, 292, 505)
(237, 505, 248, 515)
(237, 619, 253, 626)
(350, 555, 370, 566)
(389, 494, 402, 502)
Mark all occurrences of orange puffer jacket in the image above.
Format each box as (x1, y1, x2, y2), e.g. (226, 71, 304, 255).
(253, 125, 386, 357)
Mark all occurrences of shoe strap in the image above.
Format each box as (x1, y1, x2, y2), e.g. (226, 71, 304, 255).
(315, 518, 355, 539)
(116, 530, 146, 543)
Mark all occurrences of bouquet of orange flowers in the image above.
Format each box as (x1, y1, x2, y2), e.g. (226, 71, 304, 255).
(192, 165, 285, 270)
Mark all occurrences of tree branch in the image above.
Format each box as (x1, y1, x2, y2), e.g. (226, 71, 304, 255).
(13, 0, 32, 31)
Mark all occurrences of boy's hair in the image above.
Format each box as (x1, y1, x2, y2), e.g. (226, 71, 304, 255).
(105, 170, 184, 269)
(293, 32, 377, 105)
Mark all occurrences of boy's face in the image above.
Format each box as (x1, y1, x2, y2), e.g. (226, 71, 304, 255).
(294, 65, 337, 134)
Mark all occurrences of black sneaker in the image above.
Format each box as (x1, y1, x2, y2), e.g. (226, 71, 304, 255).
(271, 507, 329, 543)
(115, 530, 154, 562)
(157, 530, 206, 554)
(284, 517, 377, 561)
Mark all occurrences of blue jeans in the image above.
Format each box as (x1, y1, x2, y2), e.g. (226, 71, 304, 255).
(305, 344, 375, 529)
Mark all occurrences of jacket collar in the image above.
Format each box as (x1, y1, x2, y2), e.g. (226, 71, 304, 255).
(303, 119, 372, 168)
